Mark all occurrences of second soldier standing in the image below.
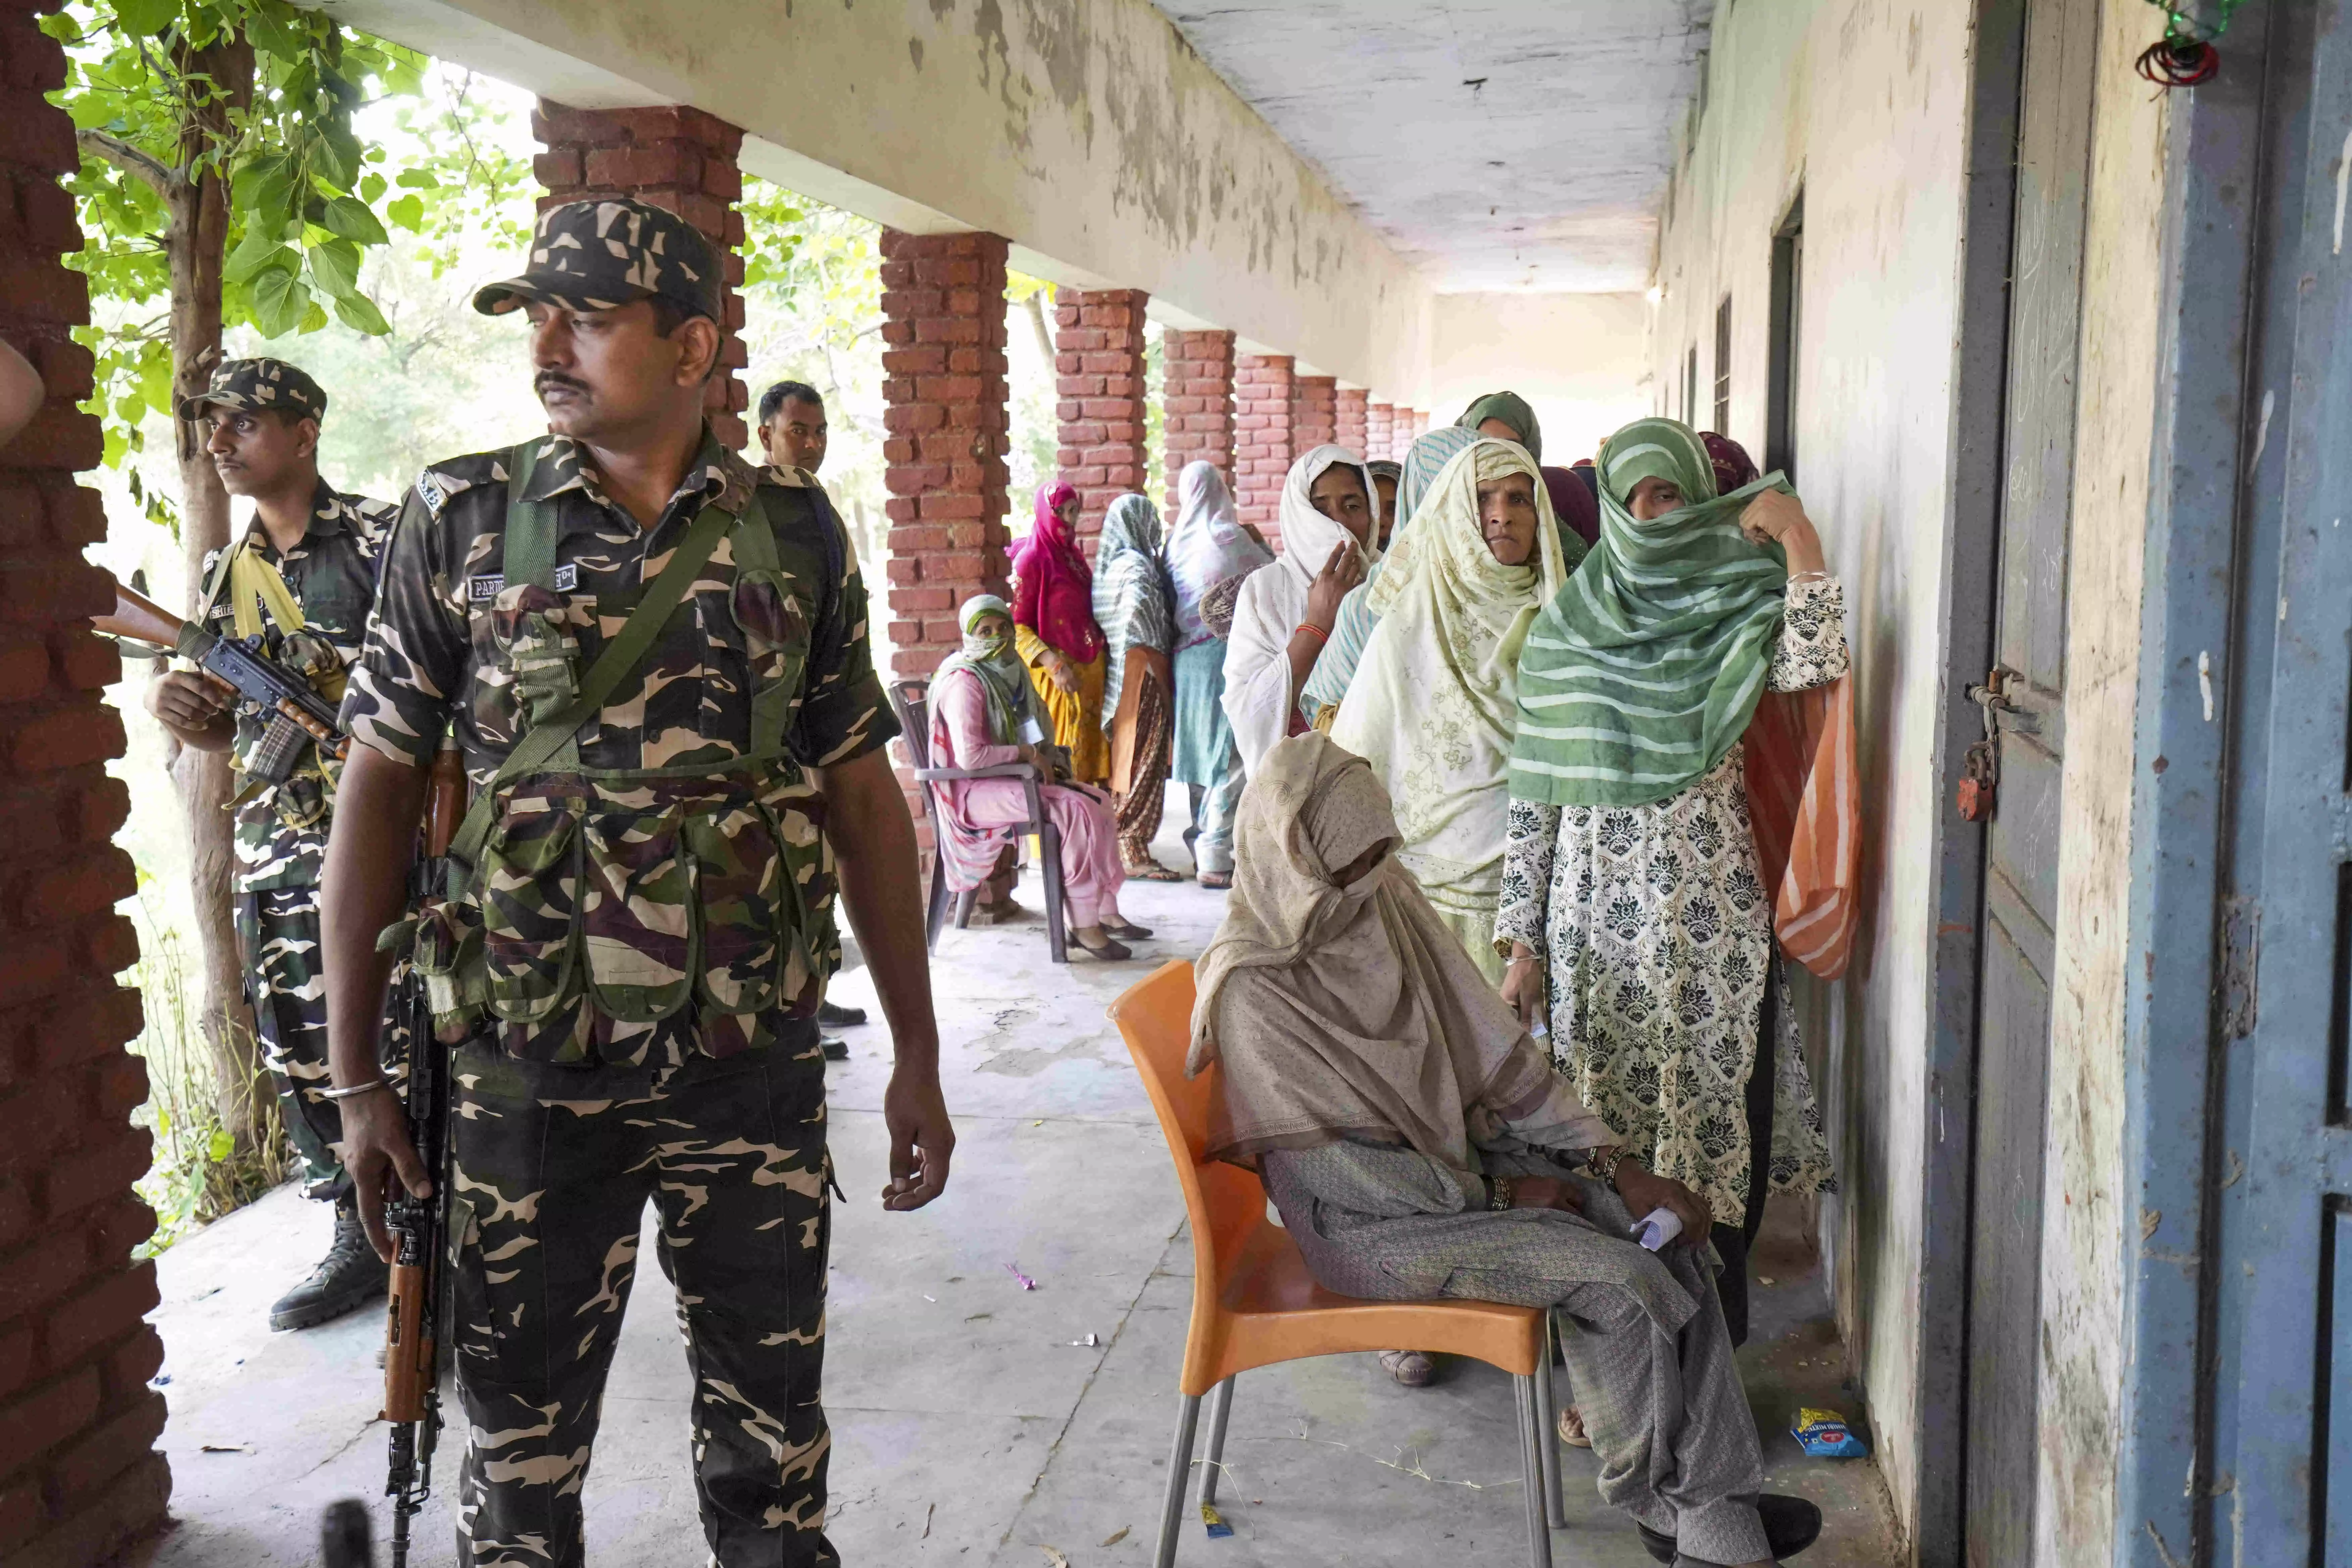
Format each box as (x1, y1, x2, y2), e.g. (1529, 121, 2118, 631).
(146, 358, 405, 1332)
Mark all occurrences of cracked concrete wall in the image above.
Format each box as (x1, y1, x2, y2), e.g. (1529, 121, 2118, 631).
(1651, 4, 2175, 1562)
(312, 0, 1435, 401)
(1426, 291, 1651, 468)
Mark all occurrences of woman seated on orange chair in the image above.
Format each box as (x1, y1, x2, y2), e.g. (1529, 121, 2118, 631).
(1186, 733, 1819, 1568)
(929, 595, 1148, 961)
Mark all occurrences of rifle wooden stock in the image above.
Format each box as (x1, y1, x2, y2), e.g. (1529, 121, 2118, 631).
(425, 743, 466, 860)
(380, 1253, 432, 1423)
(93, 579, 193, 651)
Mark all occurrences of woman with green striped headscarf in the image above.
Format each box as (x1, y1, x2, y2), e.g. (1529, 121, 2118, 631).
(1492, 416, 1846, 1359)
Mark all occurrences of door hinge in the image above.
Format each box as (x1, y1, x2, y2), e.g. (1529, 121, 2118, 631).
(2220, 895, 2259, 1039)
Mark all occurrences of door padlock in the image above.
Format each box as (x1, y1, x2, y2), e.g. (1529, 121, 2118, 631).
(1956, 740, 1997, 821)
(1957, 672, 2003, 821)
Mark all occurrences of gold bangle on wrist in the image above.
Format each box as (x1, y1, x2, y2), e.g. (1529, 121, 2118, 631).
(1586, 1145, 1627, 1187)
(1487, 1176, 1516, 1212)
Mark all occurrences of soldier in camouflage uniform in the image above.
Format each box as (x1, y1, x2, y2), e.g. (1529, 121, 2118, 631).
(146, 358, 406, 1331)
(318, 199, 957, 1567)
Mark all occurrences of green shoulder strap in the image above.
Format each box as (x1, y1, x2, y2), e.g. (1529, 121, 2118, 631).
(446, 448, 739, 875)
(727, 488, 792, 758)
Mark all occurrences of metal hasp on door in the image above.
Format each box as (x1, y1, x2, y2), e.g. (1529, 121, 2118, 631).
(1960, 0, 2094, 1561)
(2207, 3, 2352, 1560)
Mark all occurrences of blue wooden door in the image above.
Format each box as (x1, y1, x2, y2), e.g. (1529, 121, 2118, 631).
(2211, 6, 2352, 1560)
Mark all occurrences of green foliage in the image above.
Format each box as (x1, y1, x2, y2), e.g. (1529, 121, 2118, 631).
(43, 2, 527, 527)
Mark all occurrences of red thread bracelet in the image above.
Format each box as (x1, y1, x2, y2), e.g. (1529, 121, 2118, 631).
(1294, 622, 1329, 645)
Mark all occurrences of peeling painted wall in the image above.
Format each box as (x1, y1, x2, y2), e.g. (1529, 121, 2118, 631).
(1426, 292, 1651, 466)
(2027, 8, 2169, 1563)
(317, 0, 1437, 401)
(1649, 4, 2174, 1562)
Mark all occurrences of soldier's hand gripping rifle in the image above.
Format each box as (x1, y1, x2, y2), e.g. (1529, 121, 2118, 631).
(93, 577, 348, 782)
(381, 742, 466, 1567)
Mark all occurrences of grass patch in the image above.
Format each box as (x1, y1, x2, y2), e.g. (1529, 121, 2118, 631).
(126, 878, 293, 1258)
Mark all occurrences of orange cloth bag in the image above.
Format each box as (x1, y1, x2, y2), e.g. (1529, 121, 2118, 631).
(1742, 675, 1861, 980)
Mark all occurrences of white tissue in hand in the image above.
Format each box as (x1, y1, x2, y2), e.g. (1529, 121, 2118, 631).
(1633, 1206, 1682, 1251)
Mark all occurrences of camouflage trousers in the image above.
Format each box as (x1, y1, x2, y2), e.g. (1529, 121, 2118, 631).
(446, 1028, 836, 1568)
(236, 886, 408, 1199)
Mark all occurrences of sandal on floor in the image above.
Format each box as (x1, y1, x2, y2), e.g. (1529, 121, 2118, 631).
(1558, 1405, 1592, 1448)
(1377, 1350, 1435, 1387)
(1635, 1492, 1821, 1564)
(1197, 872, 1232, 890)
(1124, 860, 1185, 882)
(1069, 935, 1133, 962)
(1103, 920, 1154, 941)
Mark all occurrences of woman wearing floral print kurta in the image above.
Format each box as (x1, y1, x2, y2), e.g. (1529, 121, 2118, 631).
(1494, 419, 1843, 1388)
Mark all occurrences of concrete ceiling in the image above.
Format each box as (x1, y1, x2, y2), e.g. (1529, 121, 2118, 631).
(1154, 0, 1716, 294)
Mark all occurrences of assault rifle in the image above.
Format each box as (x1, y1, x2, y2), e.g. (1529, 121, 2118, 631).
(382, 742, 466, 1566)
(93, 578, 348, 781)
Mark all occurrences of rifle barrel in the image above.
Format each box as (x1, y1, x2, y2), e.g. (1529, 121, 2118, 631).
(91, 579, 194, 650)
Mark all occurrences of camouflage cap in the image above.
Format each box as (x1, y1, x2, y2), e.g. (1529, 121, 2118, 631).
(473, 197, 722, 322)
(176, 358, 328, 424)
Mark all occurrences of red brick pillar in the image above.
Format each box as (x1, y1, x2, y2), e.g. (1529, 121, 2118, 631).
(1052, 288, 1147, 548)
(1402, 408, 1427, 448)
(1366, 401, 1395, 464)
(878, 229, 1012, 836)
(1335, 387, 1367, 457)
(1161, 328, 1234, 515)
(0, 13, 172, 1565)
(1234, 353, 1294, 548)
(1291, 373, 1336, 457)
(531, 101, 751, 450)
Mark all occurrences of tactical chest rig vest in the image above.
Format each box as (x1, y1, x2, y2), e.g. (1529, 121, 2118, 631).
(406, 439, 840, 1061)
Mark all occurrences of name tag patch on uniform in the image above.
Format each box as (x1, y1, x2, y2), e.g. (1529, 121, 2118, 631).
(470, 563, 576, 602)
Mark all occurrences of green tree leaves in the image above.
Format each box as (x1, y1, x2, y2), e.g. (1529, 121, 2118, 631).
(45, 0, 446, 500)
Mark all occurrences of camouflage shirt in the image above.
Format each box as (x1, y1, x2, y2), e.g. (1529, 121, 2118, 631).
(199, 480, 398, 894)
(340, 431, 897, 1066)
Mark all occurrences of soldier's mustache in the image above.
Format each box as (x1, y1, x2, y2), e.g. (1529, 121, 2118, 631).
(535, 372, 590, 397)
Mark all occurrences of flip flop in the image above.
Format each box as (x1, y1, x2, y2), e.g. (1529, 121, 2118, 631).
(1198, 872, 1233, 890)
(1558, 1405, 1592, 1448)
(1124, 861, 1186, 882)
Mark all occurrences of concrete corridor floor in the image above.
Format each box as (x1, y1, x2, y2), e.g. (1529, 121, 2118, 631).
(137, 811, 1902, 1567)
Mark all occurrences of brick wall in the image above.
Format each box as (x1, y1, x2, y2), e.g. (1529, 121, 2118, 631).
(1290, 373, 1336, 456)
(532, 101, 751, 451)
(0, 12, 172, 1565)
(1366, 401, 1395, 464)
(1234, 353, 1293, 548)
(1051, 288, 1146, 546)
(1335, 387, 1367, 458)
(1160, 328, 1233, 516)
(878, 229, 1011, 836)
(1401, 407, 1427, 450)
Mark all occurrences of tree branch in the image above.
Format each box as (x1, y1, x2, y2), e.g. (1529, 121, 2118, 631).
(77, 127, 183, 196)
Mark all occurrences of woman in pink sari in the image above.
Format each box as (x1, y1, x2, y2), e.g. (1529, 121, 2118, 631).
(930, 595, 1148, 961)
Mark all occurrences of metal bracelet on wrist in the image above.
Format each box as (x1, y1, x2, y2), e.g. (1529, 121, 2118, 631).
(322, 1077, 393, 1102)
(1585, 1145, 1627, 1187)
(1487, 1175, 1516, 1212)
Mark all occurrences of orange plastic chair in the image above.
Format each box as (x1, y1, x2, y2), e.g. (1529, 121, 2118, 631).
(1108, 960, 1566, 1568)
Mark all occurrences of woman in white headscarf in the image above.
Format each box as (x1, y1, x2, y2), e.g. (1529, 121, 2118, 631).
(1331, 439, 1578, 984)
(1220, 445, 1378, 775)
(1165, 461, 1272, 889)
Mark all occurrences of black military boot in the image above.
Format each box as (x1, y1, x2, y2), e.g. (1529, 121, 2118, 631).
(270, 1194, 390, 1331)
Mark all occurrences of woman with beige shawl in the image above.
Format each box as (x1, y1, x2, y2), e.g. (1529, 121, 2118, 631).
(1330, 438, 1581, 983)
(1187, 734, 1817, 1568)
